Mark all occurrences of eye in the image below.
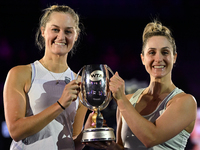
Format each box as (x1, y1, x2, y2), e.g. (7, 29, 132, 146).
(65, 30, 72, 34)
(148, 50, 155, 55)
(162, 50, 169, 55)
(52, 28, 59, 32)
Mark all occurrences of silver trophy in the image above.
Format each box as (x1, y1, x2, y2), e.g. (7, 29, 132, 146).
(76, 64, 115, 142)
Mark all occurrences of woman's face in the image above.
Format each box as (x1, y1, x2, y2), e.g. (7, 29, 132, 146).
(141, 36, 177, 79)
(41, 12, 78, 56)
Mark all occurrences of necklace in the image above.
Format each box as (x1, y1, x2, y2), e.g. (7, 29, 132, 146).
(48, 70, 65, 85)
(42, 60, 66, 85)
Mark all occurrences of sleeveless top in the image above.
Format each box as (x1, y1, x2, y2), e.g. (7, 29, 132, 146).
(121, 87, 190, 150)
(10, 60, 79, 150)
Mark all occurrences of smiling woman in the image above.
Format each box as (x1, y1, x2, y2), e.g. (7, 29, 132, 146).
(110, 20, 197, 150)
(141, 36, 177, 79)
(88, 20, 197, 150)
(41, 12, 79, 56)
(3, 5, 90, 150)
(35, 5, 80, 54)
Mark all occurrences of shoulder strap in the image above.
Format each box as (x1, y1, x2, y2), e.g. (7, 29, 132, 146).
(129, 88, 145, 105)
(31, 63, 36, 83)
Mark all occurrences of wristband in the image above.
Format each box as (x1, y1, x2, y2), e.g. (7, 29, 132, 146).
(57, 101, 65, 110)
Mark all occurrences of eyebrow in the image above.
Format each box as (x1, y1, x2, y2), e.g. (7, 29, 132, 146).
(161, 47, 170, 49)
(51, 24, 74, 29)
(148, 46, 171, 50)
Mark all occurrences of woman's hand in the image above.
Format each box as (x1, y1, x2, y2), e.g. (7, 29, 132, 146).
(84, 111, 107, 129)
(109, 72, 126, 101)
(84, 111, 95, 130)
(59, 80, 81, 108)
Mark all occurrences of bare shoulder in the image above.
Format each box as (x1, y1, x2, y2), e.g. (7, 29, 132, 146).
(6, 64, 32, 92)
(9, 64, 31, 75)
(8, 64, 32, 82)
(167, 92, 197, 111)
(172, 92, 196, 104)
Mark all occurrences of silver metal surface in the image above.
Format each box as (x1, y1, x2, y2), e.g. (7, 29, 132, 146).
(77, 64, 115, 142)
(77, 64, 114, 111)
(82, 127, 115, 142)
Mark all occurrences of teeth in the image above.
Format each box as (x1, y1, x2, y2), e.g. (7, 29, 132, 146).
(154, 66, 164, 68)
(55, 42, 65, 45)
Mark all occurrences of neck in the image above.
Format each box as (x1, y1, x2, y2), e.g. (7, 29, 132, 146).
(40, 56, 68, 73)
(145, 78, 176, 96)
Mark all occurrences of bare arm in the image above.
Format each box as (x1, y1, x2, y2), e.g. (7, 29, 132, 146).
(73, 101, 88, 150)
(115, 108, 124, 148)
(3, 65, 80, 142)
(109, 72, 197, 148)
(71, 73, 88, 150)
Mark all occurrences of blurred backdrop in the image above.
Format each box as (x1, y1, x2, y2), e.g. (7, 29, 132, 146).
(0, 0, 200, 149)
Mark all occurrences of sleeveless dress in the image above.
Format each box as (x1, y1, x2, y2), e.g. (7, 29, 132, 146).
(10, 60, 79, 150)
(121, 88, 190, 150)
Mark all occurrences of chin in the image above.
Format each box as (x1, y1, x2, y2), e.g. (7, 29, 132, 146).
(53, 48, 70, 54)
(154, 74, 166, 79)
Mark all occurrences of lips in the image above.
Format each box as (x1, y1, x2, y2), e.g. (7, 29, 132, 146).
(153, 65, 165, 69)
(54, 42, 66, 45)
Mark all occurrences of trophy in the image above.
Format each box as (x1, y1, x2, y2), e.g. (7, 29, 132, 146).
(76, 64, 115, 142)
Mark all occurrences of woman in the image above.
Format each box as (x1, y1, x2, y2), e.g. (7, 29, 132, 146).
(107, 21, 197, 149)
(3, 5, 88, 150)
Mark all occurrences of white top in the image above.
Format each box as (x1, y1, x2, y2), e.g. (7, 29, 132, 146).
(121, 87, 190, 150)
(10, 60, 79, 150)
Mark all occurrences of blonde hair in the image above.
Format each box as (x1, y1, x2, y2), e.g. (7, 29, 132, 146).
(142, 20, 176, 55)
(35, 5, 81, 52)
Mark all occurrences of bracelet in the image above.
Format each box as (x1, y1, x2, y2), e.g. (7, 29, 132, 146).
(57, 101, 65, 110)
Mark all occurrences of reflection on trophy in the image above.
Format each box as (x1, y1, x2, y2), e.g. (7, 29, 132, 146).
(77, 64, 116, 142)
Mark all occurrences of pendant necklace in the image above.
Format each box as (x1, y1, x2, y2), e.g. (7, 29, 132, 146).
(42, 61, 66, 85)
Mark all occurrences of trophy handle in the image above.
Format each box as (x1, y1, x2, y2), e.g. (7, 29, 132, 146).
(106, 65, 114, 76)
(75, 66, 91, 109)
(75, 66, 85, 80)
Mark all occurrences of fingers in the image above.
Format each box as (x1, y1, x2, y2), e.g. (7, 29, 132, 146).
(110, 72, 123, 84)
(59, 80, 82, 108)
(84, 111, 108, 129)
(103, 119, 107, 127)
(110, 72, 123, 89)
(67, 80, 81, 90)
(109, 72, 125, 100)
(84, 111, 94, 129)
(115, 71, 119, 76)
(66, 80, 81, 95)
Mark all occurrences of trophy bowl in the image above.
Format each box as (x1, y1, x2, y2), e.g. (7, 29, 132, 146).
(77, 64, 115, 142)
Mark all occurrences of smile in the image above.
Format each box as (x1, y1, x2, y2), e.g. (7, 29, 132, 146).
(54, 42, 66, 45)
(153, 66, 165, 69)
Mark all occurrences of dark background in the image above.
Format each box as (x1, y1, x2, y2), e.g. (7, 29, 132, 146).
(0, 0, 200, 149)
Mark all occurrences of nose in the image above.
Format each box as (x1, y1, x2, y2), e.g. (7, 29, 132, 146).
(57, 31, 65, 40)
(155, 52, 163, 63)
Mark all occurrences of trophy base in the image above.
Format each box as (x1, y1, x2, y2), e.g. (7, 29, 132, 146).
(82, 127, 115, 142)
